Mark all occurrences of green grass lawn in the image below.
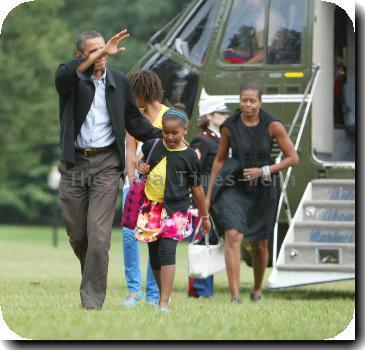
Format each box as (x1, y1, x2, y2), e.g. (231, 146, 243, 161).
(0, 225, 355, 340)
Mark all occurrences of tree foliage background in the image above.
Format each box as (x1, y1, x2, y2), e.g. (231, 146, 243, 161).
(0, 0, 191, 224)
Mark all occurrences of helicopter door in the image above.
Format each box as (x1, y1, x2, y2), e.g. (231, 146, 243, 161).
(312, 2, 355, 163)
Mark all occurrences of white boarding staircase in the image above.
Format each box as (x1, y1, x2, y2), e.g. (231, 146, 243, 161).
(267, 179, 355, 289)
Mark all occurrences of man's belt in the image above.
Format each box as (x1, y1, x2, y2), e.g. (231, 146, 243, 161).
(75, 143, 116, 157)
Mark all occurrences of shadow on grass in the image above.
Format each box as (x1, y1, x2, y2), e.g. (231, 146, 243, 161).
(264, 288, 355, 301)
(172, 284, 354, 301)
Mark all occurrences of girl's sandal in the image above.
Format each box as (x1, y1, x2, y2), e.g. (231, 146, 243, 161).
(231, 297, 242, 304)
(158, 306, 169, 312)
(250, 292, 262, 302)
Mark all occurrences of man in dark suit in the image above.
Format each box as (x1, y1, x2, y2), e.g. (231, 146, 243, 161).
(55, 29, 161, 310)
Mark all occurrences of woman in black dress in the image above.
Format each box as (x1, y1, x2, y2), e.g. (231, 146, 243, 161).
(188, 97, 230, 298)
(206, 81, 299, 302)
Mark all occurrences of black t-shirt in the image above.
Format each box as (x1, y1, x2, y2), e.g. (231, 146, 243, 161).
(142, 139, 201, 215)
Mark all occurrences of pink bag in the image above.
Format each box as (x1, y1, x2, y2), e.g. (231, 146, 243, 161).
(121, 139, 159, 230)
(122, 177, 147, 229)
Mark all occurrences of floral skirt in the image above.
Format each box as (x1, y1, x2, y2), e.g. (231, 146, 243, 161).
(135, 196, 193, 243)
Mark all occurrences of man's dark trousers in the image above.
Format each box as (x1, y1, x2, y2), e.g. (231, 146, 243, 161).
(59, 148, 121, 309)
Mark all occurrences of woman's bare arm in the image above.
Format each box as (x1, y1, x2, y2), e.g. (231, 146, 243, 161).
(268, 121, 299, 173)
(243, 122, 299, 180)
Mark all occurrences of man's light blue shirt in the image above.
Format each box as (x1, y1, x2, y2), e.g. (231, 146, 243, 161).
(75, 69, 115, 149)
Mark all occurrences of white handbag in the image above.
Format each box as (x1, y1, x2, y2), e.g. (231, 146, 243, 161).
(188, 218, 226, 279)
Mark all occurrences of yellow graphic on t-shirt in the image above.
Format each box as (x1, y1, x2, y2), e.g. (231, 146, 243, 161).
(144, 144, 188, 202)
(145, 157, 167, 203)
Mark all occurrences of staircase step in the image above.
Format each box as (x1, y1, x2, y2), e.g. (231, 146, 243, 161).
(311, 179, 355, 200)
(302, 200, 355, 222)
(286, 242, 354, 248)
(276, 264, 355, 273)
(284, 242, 354, 265)
(311, 179, 355, 186)
(293, 221, 355, 244)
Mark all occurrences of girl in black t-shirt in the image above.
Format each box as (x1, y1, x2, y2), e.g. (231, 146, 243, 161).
(136, 108, 211, 312)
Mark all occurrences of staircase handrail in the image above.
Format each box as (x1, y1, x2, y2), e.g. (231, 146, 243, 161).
(272, 65, 321, 267)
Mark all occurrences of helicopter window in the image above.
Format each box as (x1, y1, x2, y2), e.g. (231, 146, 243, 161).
(221, 0, 269, 64)
(267, 0, 306, 64)
(170, 0, 220, 65)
